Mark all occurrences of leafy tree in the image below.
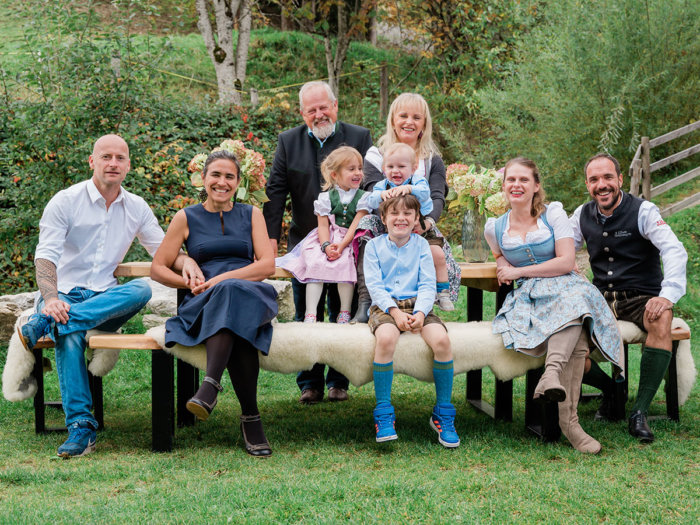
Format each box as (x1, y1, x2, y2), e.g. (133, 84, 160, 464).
(478, 0, 700, 209)
(381, 0, 542, 88)
(277, 0, 376, 95)
(195, 0, 253, 104)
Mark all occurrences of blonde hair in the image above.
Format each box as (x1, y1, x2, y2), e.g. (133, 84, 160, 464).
(503, 157, 547, 218)
(320, 146, 363, 190)
(382, 143, 417, 170)
(377, 93, 440, 161)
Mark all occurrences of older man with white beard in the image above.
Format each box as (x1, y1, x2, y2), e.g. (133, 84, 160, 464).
(263, 81, 372, 404)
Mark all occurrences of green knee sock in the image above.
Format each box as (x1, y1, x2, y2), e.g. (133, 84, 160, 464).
(632, 345, 672, 414)
(583, 359, 615, 395)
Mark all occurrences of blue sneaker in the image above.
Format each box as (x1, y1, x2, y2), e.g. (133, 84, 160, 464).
(430, 403, 460, 448)
(57, 422, 97, 458)
(373, 404, 398, 442)
(18, 313, 53, 351)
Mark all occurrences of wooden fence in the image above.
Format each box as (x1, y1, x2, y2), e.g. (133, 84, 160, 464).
(628, 120, 700, 217)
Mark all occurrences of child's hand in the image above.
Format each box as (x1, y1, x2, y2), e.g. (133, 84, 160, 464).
(325, 243, 341, 261)
(407, 312, 425, 332)
(389, 307, 412, 332)
(380, 189, 393, 201)
(387, 185, 410, 198)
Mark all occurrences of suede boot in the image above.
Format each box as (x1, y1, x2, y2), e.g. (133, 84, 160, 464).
(534, 325, 582, 402)
(558, 332, 601, 454)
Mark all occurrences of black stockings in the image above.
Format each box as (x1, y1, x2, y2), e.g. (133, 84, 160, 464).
(197, 330, 260, 416)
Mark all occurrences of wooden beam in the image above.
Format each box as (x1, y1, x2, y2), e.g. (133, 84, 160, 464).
(629, 158, 642, 196)
(117, 261, 499, 283)
(642, 137, 651, 200)
(649, 120, 700, 148)
(114, 261, 151, 277)
(88, 334, 162, 350)
(660, 192, 700, 218)
(650, 143, 700, 173)
(651, 165, 700, 197)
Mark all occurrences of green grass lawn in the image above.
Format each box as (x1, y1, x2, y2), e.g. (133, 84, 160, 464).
(1, 208, 699, 523)
(1, 302, 698, 523)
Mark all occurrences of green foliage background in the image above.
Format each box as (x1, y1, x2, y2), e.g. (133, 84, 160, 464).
(477, 0, 700, 208)
(1, 0, 698, 294)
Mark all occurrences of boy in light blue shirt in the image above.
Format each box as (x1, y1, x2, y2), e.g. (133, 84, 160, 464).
(363, 194, 459, 448)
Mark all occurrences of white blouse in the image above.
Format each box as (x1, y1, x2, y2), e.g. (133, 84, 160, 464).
(313, 187, 374, 217)
(484, 202, 573, 253)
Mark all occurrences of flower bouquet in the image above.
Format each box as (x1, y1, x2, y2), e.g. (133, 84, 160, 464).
(446, 163, 508, 217)
(446, 163, 508, 262)
(188, 139, 269, 207)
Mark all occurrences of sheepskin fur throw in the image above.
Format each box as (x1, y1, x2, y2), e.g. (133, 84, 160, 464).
(4, 315, 696, 407)
(2, 310, 120, 402)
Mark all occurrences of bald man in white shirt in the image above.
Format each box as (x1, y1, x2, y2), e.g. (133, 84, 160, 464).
(18, 134, 202, 457)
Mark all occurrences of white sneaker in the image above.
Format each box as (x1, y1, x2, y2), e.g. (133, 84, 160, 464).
(436, 290, 455, 311)
(303, 314, 317, 323)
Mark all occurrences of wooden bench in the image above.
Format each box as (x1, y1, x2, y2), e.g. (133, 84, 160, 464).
(30, 261, 506, 452)
(28, 262, 691, 451)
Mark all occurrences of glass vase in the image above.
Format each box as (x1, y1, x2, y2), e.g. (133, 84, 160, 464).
(461, 208, 490, 263)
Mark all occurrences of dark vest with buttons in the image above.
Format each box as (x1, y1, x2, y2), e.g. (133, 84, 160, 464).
(329, 188, 365, 228)
(579, 193, 662, 295)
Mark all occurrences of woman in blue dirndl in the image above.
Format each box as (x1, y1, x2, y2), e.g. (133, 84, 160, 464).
(484, 157, 623, 454)
(151, 150, 278, 457)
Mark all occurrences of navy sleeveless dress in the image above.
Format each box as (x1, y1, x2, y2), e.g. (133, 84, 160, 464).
(164, 203, 278, 354)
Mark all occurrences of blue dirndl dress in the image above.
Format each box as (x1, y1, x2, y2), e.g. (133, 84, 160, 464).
(164, 203, 278, 354)
(491, 209, 622, 369)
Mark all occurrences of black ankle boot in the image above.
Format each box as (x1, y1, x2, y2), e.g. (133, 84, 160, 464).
(350, 299, 371, 324)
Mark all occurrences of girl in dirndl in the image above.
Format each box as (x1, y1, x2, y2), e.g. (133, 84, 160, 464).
(276, 146, 373, 324)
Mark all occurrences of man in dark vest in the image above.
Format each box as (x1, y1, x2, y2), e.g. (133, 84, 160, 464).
(570, 153, 687, 443)
(263, 81, 372, 405)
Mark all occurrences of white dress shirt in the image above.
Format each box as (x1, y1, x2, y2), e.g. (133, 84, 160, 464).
(35, 179, 164, 293)
(570, 192, 687, 303)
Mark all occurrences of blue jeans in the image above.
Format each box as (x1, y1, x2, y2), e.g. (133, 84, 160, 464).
(36, 279, 152, 428)
(291, 278, 349, 391)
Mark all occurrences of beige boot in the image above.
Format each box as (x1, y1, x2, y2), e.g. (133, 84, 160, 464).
(558, 331, 602, 454)
(534, 325, 582, 402)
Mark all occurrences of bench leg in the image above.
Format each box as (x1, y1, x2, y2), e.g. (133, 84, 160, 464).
(152, 349, 174, 452)
(177, 359, 198, 428)
(525, 367, 561, 442)
(666, 342, 679, 421)
(494, 379, 513, 422)
(88, 371, 104, 430)
(32, 347, 46, 434)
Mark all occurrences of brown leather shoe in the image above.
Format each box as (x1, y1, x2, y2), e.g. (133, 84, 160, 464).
(299, 388, 323, 404)
(328, 387, 349, 402)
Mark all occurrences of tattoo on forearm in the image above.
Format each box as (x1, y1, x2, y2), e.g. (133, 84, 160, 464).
(35, 258, 59, 301)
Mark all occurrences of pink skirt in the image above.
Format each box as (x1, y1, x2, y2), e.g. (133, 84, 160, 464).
(276, 217, 357, 284)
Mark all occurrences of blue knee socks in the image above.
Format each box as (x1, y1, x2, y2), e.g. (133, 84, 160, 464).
(373, 362, 394, 407)
(433, 359, 454, 405)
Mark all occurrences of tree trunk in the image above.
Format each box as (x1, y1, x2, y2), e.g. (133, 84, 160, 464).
(324, 2, 350, 96)
(235, 0, 252, 89)
(195, 0, 251, 105)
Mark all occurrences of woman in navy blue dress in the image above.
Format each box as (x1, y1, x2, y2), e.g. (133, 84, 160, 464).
(152, 150, 278, 457)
